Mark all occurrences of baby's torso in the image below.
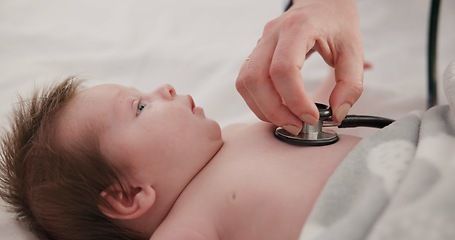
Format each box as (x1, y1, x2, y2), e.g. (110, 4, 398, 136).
(153, 122, 360, 240)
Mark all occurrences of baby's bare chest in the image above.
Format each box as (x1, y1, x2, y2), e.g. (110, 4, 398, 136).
(171, 125, 336, 239)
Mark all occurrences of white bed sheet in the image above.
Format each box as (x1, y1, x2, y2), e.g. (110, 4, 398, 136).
(0, 0, 454, 239)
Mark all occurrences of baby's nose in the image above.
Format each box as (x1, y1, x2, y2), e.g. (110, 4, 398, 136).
(157, 84, 176, 99)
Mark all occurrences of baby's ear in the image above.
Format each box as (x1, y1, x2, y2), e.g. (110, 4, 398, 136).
(98, 183, 155, 220)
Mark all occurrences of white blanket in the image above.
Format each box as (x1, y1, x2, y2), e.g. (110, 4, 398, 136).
(300, 61, 455, 239)
(0, 0, 454, 239)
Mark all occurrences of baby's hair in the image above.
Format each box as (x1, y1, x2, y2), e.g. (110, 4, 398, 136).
(0, 77, 143, 240)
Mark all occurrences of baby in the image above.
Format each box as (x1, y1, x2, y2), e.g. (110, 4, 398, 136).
(0, 77, 360, 240)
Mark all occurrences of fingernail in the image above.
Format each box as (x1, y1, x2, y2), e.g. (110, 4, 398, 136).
(335, 103, 351, 121)
(300, 114, 318, 126)
(282, 124, 301, 136)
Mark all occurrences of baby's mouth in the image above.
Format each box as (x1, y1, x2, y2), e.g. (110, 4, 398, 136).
(188, 95, 195, 111)
(188, 95, 205, 116)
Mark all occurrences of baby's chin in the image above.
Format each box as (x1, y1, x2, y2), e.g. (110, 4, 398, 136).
(211, 121, 223, 142)
(195, 108, 223, 144)
(208, 121, 224, 149)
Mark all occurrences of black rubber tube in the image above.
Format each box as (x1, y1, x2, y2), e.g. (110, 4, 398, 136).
(338, 115, 394, 129)
(427, 0, 441, 108)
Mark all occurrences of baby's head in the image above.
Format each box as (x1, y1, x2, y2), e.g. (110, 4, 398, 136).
(0, 77, 223, 239)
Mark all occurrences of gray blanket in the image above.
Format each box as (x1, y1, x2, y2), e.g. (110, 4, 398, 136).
(299, 61, 455, 240)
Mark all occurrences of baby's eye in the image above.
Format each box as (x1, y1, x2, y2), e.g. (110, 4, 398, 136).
(136, 102, 146, 115)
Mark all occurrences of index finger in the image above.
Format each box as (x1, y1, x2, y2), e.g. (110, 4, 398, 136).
(237, 36, 305, 133)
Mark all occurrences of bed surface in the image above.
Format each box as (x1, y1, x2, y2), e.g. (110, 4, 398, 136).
(1, 0, 454, 239)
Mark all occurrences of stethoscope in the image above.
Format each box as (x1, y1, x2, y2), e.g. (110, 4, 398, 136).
(274, 103, 394, 146)
(277, 0, 441, 146)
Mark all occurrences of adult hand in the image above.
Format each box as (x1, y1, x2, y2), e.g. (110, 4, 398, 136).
(236, 0, 364, 135)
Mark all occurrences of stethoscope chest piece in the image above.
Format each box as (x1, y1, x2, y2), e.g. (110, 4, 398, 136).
(274, 127, 338, 146)
(274, 103, 338, 146)
(274, 103, 395, 146)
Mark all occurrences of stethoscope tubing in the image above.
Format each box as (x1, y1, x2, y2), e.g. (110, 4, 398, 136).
(324, 115, 394, 129)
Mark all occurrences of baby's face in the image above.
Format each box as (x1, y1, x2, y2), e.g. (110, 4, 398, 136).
(57, 83, 223, 191)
